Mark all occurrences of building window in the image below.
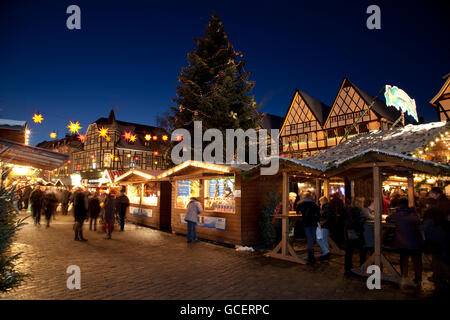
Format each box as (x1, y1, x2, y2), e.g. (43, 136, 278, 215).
(337, 127, 345, 137)
(359, 123, 369, 133)
(327, 129, 336, 139)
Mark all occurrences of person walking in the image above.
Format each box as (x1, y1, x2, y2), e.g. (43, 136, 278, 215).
(386, 197, 423, 287)
(296, 191, 320, 264)
(344, 197, 365, 276)
(22, 185, 32, 210)
(42, 188, 58, 228)
(115, 187, 130, 232)
(317, 196, 334, 261)
(29, 185, 44, 226)
(60, 188, 71, 216)
(103, 193, 116, 240)
(73, 187, 88, 241)
(184, 197, 203, 243)
(88, 192, 101, 231)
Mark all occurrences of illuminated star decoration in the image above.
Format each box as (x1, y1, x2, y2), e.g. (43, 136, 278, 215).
(67, 121, 82, 134)
(129, 134, 137, 143)
(33, 113, 44, 124)
(98, 127, 109, 139)
(50, 131, 57, 139)
(78, 134, 86, 143)
(122, 130, 133, 142)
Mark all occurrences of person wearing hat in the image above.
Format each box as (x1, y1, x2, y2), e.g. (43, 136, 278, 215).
(184, 197, 203, 243)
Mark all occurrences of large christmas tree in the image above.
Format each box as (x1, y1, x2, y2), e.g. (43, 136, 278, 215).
(162, 13, 261, 141)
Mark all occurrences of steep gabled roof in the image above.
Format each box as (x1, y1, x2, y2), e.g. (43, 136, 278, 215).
(430, 75, 450, 107)
(280, 89, 331, 133)
(347, 79, 401, 122)
(298, 91, 331, 126)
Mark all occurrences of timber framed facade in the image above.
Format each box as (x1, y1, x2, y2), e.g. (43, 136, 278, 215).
(430, 73, 450, 122)
(280, 78, 402, 159)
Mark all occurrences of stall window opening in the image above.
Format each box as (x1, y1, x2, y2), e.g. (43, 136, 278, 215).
(142, 182, 158, 206)
(204, 177, 235, 213)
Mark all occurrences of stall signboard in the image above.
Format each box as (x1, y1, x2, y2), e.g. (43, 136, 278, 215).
(129, 205, 152, 218)
(180, 214, 226, 231)
(177, 180, 191, 197)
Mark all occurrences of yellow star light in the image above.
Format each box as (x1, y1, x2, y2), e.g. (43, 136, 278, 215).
(33, 113, 44, 124)
(67, 121, 82, 134)
(129, 134, 137, 143)
(98, 127, 109, 138)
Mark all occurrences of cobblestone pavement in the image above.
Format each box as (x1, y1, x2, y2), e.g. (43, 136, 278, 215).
(0, 211, 438, 300)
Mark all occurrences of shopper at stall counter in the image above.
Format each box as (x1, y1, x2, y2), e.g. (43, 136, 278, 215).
(184, 197, 203, 243)
(296, 191, 320, 264)
(386, 197, 423, 287)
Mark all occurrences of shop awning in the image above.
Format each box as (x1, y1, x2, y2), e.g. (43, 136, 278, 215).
(115, 169, 164, 184)
(0, 137, 69, 170)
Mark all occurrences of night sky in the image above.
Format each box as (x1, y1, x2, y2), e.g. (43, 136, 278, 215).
(0, 0, 449, 145)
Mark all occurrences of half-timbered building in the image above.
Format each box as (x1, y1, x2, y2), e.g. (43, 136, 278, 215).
(430, 72, 450, 122)
(280, 78, 402, 159)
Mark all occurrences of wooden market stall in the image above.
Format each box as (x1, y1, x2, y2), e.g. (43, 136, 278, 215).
(318, 149, 450, 283)
(159, 160, 306, 246)
(114, 169, 171, 230)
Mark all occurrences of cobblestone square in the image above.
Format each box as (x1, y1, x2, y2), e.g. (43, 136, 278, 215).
(0, 212, 437, 300)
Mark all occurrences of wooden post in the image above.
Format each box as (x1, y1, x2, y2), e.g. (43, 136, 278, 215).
(323, 179, 330, 198)
(373, 165, 382, 269)
(282, 171, 289, 256)
(315, 178, 321, 204)
(407, 175, 415, 208)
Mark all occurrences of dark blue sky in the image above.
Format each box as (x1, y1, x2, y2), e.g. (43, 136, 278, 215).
(1, 0, 449, 145)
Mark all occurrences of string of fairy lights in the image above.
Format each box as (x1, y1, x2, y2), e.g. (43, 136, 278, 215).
(408, 128, 450, 184)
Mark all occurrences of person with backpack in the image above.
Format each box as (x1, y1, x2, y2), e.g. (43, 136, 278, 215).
(297, 191, 321, 264)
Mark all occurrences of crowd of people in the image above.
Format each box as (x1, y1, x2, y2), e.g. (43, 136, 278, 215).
(14, 184, 130, 241)
(285, 186, 450, 290)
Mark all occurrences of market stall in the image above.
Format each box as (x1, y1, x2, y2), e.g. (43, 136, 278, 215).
(114, 169, 171, 230)
(159, 160, 301, 246)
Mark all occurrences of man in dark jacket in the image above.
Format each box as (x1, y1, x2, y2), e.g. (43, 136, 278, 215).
(115, 187, 130, 232)
(386, 197, 423, 286)
(73, 188, 88, 241)
(297, 191, 320, 264)
(423, 187, 450, 290)
(88, 192, 101, 231)
(29, 185, 44, 226)
(60, 188, 71, 216)
(42, 189, 58, 228)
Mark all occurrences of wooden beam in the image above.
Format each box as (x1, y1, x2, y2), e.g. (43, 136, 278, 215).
(407, 175, 415, 208)
(281, 172, 289, 256)
(373, 165, 382, 268)
(323, 179, 330, 198)
(315, 178, 321, 204)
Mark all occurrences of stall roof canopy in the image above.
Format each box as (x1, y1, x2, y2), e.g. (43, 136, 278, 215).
(304, 121, 450, 169)
(115, 169, 164, 183)
(0, 137, 69, 170)
(158, 160, 252, 179)
(316, 149, 450, 177)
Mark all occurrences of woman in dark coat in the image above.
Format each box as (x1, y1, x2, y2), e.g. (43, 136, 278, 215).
(386, 197, 423, 285)
(103, 194, 116, 240)
(88, 193, 101, 231)
(73, 188, 88, 241)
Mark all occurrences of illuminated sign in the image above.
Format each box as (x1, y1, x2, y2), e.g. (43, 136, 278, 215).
(385, 85, 418, 122)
